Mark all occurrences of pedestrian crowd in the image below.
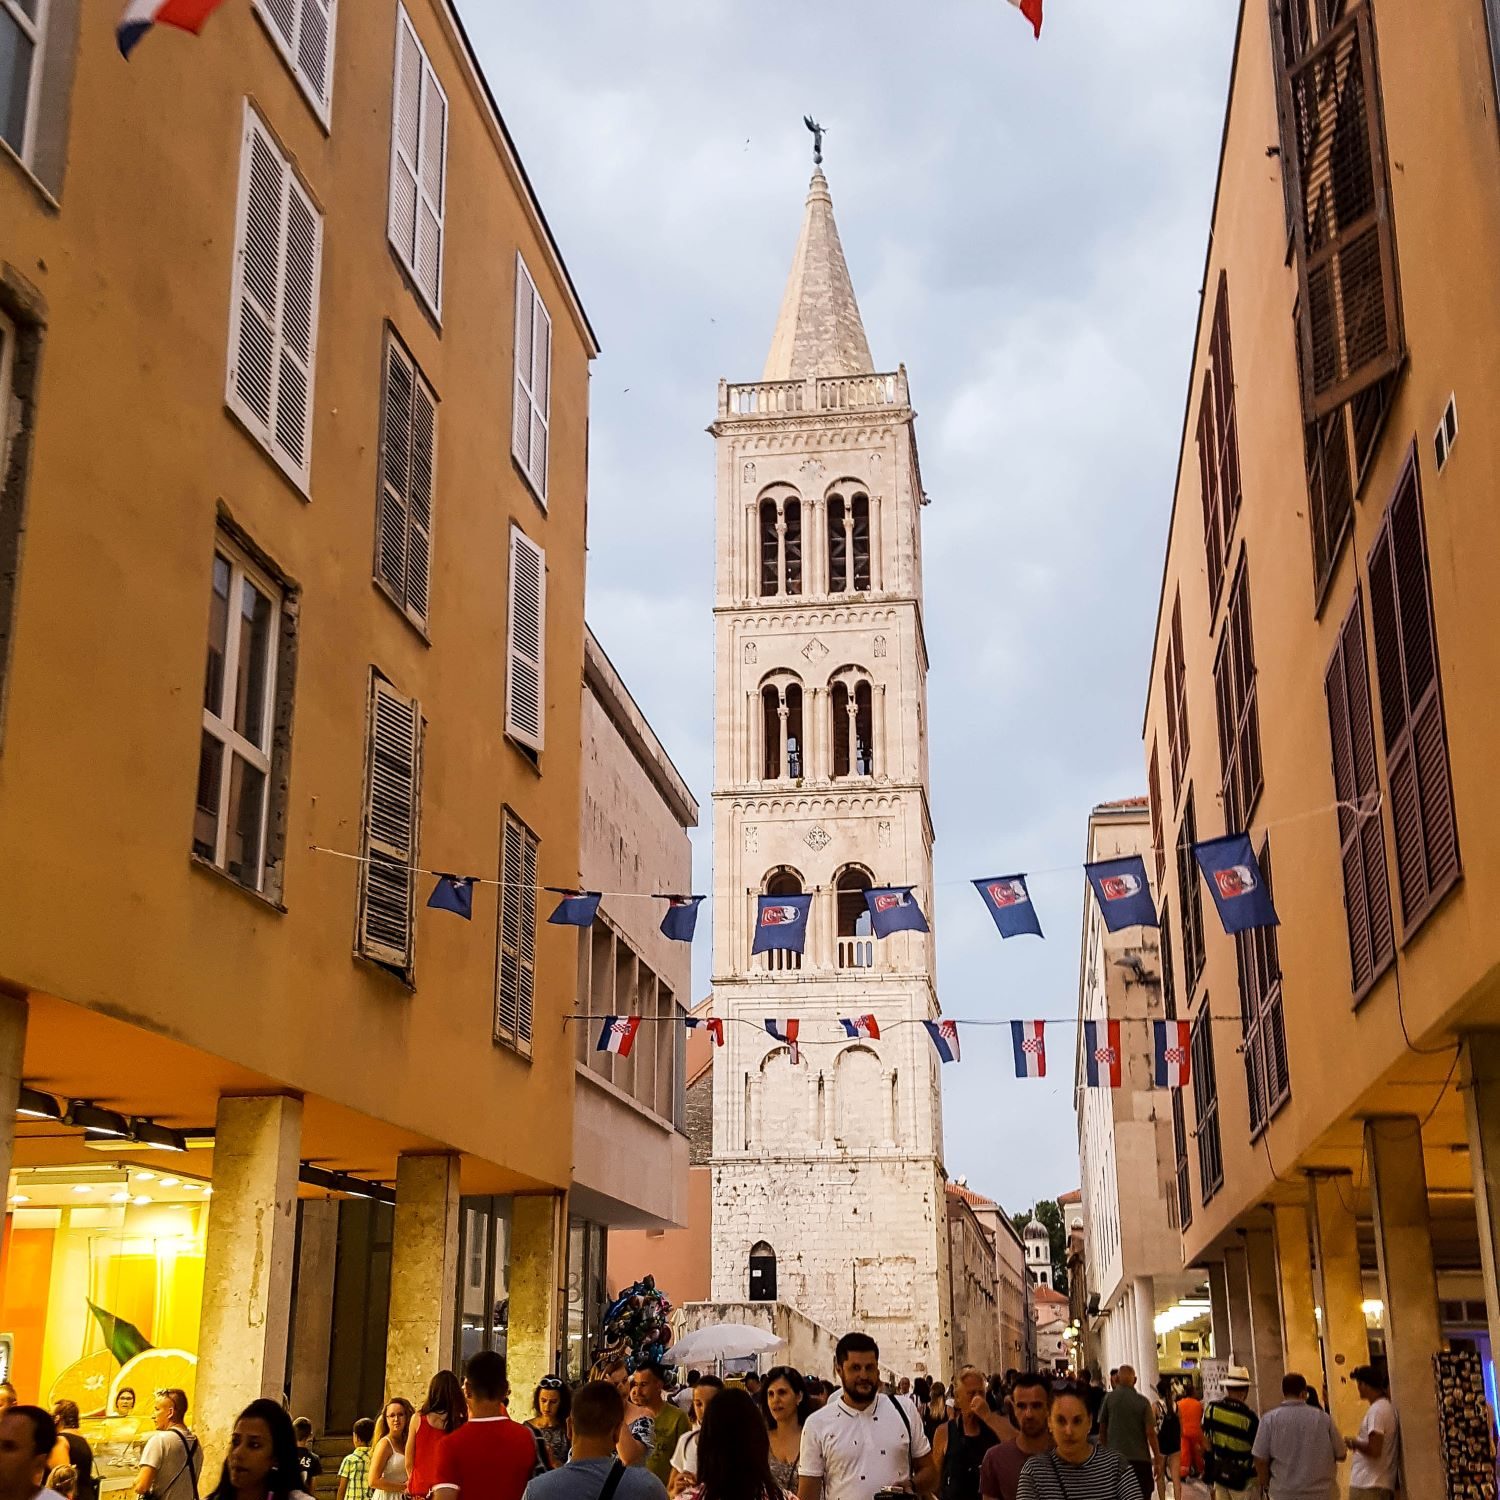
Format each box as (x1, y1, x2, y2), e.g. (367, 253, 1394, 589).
(0, 1339, 1398, 1500)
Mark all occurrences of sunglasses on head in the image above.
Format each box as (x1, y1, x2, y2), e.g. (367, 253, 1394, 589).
(538, 1377, 565, 1390)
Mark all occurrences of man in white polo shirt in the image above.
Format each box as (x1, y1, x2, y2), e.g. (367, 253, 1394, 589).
(798, 1333, 934, 1500)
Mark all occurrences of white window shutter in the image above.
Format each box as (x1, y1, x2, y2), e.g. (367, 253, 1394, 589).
(415, 66, 447, 310)
(530, 294, 551, 500)
(505, 527, 545, 752)
(512, 260, 535, 475)
(230, 120, 282, 432)
(358, 675, 422, 970)
(388, 5, 446, 317)
(297, 0, 335, 115)
(389, 10, 422, 285)
(512, 255, 550, 503)
(276, 175, 321, 472)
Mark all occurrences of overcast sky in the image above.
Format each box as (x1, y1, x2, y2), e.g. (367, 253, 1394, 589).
(469, 2, 1240, 1214)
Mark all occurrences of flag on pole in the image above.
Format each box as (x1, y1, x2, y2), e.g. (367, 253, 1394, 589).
(1011, 1020, 1047, 1079)
(923, 1019, 961, 1064)
(1194, 833, 1279, 934)
(865, 887, 930, 938)
(117, 0, 233, 57)
(973, 875, 1044, 939)
(596, 1016, 641, 1057)
(659, 894, 705, 943)
(1006, 0, 1044, 38)
(1084, 856, 1159, 933)
(548, 890, 602, 927)
(839, 1015, 881, 1041)
(1084, 1019, 1123, 1088)
(751, 893, 812, 954)
(764, 1019, 801, 1064)
(685, 1015, 724, 1047)
(426, 874, 475, 920)
(1153, 1020, 1192, 1088)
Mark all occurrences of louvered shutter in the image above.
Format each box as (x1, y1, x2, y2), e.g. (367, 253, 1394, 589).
(512, 256, 551, 503)
(255, 0, 334, 119)
(376, 339, 436, 627)
(408, 376, 435, 622)
(1325, 590, 1394, 993)
(1211, 276, 1242, 542)
(388, 6, 447, 317)
(357, 676, 422, 970)
(506, 528, 546, 752)
(1280, 4, 1403, 419)
(227, 106, 323, 491)
(1149, 742, 1166, 887)
(495, 812, 538, 1055)
(1367, 457, 1459, 930)
(1198, 377, 1223, 607)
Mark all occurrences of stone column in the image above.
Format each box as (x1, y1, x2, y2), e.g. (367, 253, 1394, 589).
(196, 1094, 302, 1461)
(509, 1193, 563, 1396)
(1132, 1275, 1159, 1390)
(1272, 1202, 1321, 1381)
(1207, 1261, 1231, 1363)
(1223, 1243, 1254, 1367)
(1307, 1171, 1366, 1435)
(1463, 1033, 1500, 1384)
(1242, 1225, 1286, 1413)
(287, 1198, 339, 1426)
(0, 995, 27, 1255)
(386, 1153, 461, 1397)
(1365, 1116, 1445, 1500)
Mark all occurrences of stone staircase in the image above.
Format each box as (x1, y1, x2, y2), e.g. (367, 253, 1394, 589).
(310, 1434, 355, 1500)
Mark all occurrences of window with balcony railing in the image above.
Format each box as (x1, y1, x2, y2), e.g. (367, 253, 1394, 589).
(835, 867, 874, 970)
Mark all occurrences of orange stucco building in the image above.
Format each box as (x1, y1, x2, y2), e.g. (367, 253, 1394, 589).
(0, 0, 599, 1456)
(1143, 0, 1500, 1486)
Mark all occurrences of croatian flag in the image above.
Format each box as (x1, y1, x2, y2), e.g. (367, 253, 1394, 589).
(765, 1019, 801, 1064)
(426, 874, 475, 921)
(840, 1015, 881, 1041)
(596, 1016, 641, 1058)
(1084, 1019, 1123, 1088)
(1084, 856, 1159, 933)
(973, 875, 1044, 940)
(659, 895, 705, 944)
(1153, 1020, 1192, 1089)
(548, 890, 602, 927)
(685, 1015, 725, 1047)
(865, 887, 930, 938)
(1007, 0, 1044, 38)
(923, 1019, 961, 1064)
(1194, 833, 1279, 934)
(117, 0, 233, 57)
(1011, 1020, 1047, 1079)
(751, 893, 812, 954)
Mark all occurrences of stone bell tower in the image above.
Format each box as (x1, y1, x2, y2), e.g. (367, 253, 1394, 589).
(707, 162, 951, 1377)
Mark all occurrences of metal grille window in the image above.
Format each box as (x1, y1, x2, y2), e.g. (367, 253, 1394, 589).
(1177, 790, 1205, 1000)
(1164, 594, 1190, 803)
(375, 335, 437, 629)
(1196, 273, 1242, 609)
(1191, 1010, 1223, 1203)
(495, 810, 538, 1054)
(1367, 452, 1459, 933)
(1237, 839, 1290, 1136)
(388, 4, 447, 317)
(511, 255, 552, 503)
(0, 0, 45, 165)
(194, 540, 290, 895)
(1213, 559, 1263, 832)
(505, 527, 546, 754)
(226, 104, 324, 493)
(252, 0, 336, 123)
(355, 673, 422, 972)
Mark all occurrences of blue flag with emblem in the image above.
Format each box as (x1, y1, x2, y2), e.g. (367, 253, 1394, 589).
(1084, 856, 1158, 933)
(547, 890, 602, 927)
(973, 874, 1044, 939)
(426, 874, 476, 921)
(1194, 833, 1279, 934)
(751, 893, 812, 954)
(864, 887, 929, 938)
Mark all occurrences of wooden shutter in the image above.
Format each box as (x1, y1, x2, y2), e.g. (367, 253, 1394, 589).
(254, 0, 335, 119)
(1214, 561, 1263, 831)
(1367, 454, 1459, 931)
(357, 675, 422, 970)
(1237, 838, 1289, 1136)
(1325, 590, 1394, 994)
(376, 337, 437, 627)
(1197, 376, 1223, 607)
(1177, 790, 1205, 998)
(1279, 3, 1403, 420)
(505, 527, 546, 752)
(388, 6, 447, 316)
(1165, 594, 1189, 803)
(1172, 1089, 1192, 1230)
(1149, 741, 1166, 887)
(495, 811, 538, 1054)
(1191, 1011, 1223, 1201)
(512, 255, 552, 502)
(1197, 277, 1242, 609)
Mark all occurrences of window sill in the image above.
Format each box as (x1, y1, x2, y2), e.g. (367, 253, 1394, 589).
(189, 852, 287, 913)
(1399, 865, 1464, 951)
(494, 1035, 534, 1062)
(0, 137, 60, 214)
(511, 452, 549, 515)
(373, 577, 432, 645)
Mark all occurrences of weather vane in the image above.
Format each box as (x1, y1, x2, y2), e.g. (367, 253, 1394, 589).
(803, 115, 825, 166)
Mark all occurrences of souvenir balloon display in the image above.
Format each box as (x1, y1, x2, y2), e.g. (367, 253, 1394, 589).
(596, 1275, 674, 1372)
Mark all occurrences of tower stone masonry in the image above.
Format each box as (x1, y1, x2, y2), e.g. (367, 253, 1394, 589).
(708, 166, 952, 1378)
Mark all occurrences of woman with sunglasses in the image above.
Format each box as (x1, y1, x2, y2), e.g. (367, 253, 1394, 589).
(527, 1377, 571, 1471)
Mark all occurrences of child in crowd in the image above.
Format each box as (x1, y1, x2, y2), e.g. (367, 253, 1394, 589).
(294, 1417, 324, 1492)
(337, 1418, 377, 1500)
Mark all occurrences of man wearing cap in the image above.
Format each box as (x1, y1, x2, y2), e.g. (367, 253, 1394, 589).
(1203, 1369, 1258, 1500)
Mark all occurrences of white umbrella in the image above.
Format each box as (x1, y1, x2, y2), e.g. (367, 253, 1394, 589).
(666, 1323, 787, 1363)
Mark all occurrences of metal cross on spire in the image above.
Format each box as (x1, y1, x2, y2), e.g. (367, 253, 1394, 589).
(803, 114, 825, 166)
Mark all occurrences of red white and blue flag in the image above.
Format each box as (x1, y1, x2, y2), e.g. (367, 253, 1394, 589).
(1007, 0, 1044, 38)
(1084, 1019, 1123, 1088)
(752, 893, 812, 955)
(117, 0, 233, 57)
(1194, 833, 1279, 935)
(974, 875, 1044, 940)
(1153, 1021, 1192, 1089)
(923, 1019, 961, 1064)
(685, 1015, 724, 1048)
(1011, 1020, 1047, 1079)
(764, 1018, 801, 1064)
(596, 1016, 641, 1058)
(839, 1014, 881, 1041)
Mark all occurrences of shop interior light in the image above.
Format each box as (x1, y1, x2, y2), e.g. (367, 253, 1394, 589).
(131, 1195, 150, 1206)
(134, 1171, 156, 1182)
(8, 1195, 29, 1205)
(156, 1176, 178, 1188)
(16, 1088, 62, 1122)
(68, 1102, 129, 1138)
(110, 1190, 130, 1203)
(71, 1184, 93, 1194)
(129, 1119, 188, 1153)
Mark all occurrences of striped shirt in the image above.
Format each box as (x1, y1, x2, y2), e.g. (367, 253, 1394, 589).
(1203, 1399, 1258, 1488)
(1015, 1448, 1139, 1500)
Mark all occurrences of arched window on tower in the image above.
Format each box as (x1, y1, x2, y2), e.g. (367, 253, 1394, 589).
(760, 867, 804, 973)
(850, 493, 871, 590)
(759, 676, 804, 781)
(757, 492, 803, 598)
(759, 498, 778, 597)
(835, 865, 874, 970)
(827, 494, 847, 593)
(783, 498, 802, 595)
(826, 489, 872, 593)
(748, 1241, 777, 1301)
(830, 670, 875, 779)
(834, 1045, 881, 1146)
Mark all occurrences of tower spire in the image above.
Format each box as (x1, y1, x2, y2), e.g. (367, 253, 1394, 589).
(762, 165, 874, 382)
